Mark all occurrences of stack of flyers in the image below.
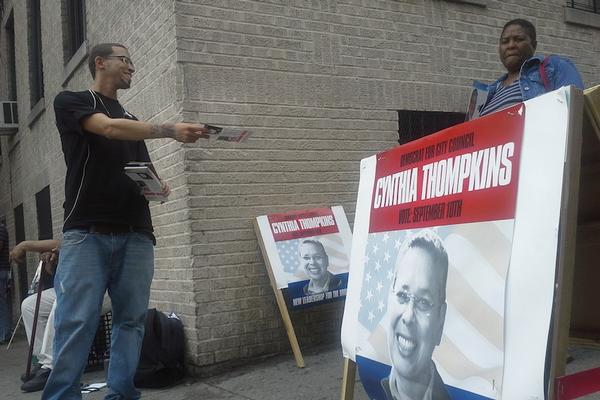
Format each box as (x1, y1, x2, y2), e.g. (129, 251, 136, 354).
(204, 124, 252, 142)
(124, 162, 167, 202)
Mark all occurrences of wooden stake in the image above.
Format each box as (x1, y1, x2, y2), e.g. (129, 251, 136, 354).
(253, 220, 305, 368)
(340, 357, 356, 400)
(549, 87, 584, 399)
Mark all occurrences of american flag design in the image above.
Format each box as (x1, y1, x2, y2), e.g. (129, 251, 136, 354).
(356, 219, 513, 399)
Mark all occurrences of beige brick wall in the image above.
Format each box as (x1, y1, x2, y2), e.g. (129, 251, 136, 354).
(83, 0, 199, 346)
(0, 0, 185, 328)
(175, 0, 600, 371)
(0, 0, 67, 301)
(1, 0, 599, 374)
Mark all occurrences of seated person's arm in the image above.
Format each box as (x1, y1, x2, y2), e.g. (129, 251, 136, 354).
(82, 113, 208, 142)
(9, 239, 60, 265)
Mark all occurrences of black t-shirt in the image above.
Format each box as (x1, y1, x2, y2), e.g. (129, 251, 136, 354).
(54, 90, 153, 232)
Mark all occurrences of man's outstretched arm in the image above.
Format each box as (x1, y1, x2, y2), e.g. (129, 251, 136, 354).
(82, 113, 209, 142)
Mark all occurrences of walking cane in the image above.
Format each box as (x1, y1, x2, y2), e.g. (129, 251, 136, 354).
(6, 314, 22, 350)
(24, 261, 45, 381)
(6, 268, 20, 350)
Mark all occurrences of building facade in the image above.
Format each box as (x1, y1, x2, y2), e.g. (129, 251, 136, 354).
(0, 0, 599, 373)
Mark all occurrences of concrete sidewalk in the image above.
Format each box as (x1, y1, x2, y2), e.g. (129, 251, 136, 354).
(1, 336, 369, 400)
(2, 335, 600, 399)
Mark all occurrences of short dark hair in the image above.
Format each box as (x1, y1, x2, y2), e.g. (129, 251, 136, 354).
(88, 43, 127, 78)
(502, 19, 537, 47)
(393, 229, 449, 303)
(299, 239, 328, 257)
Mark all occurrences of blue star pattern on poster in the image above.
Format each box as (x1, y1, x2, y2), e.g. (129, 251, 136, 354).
(358, 230, 409, 331)
(275, 238, 302, 274)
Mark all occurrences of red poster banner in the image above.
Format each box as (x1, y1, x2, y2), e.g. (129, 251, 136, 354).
(370, 104, 525, 233)
(267, 207, 339, 241)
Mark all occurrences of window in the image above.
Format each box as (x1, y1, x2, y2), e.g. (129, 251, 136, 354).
(61, 0, 87, 85)
(397, 110, 466, 145)
(567, 0, 600, 14)
(5, 11, 17, 101)
(35, 186, 52, 240)
(64, 0, 86, 61)
(28, 0, 44, 107)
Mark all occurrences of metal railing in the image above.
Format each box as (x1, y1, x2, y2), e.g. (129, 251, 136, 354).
(567, 0, 599, 13)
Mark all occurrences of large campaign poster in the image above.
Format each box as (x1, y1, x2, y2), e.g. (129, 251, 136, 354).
(342, 88, 578, 400)
(255, 206, 352, 308)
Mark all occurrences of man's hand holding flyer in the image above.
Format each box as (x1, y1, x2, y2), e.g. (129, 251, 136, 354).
(203, 124, 252, 142)
(124, 162, 168, 202)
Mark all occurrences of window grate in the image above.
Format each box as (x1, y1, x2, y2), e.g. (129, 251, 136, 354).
(35, 186, 52, 240)
(397, 110, 465, 145)
(65, 0, 86, 60)
(5, 12, 17, 101)
(566, 0, 599, 14)
(29, 0, 44, 106)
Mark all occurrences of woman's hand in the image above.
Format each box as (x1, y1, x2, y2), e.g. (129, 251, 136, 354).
(9, 242, 27, 264)
(41, 247, 60, 275)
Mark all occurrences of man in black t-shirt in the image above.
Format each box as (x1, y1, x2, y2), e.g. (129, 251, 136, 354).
(42, 43, 208, 400)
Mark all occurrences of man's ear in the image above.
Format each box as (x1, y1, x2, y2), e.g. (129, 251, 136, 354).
(95, 56, 105, 73)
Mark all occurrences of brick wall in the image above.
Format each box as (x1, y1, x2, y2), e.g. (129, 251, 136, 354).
(1, 0, 600, 374)
(0, 0, 66, 303)
(0, 0, 184, 327)
(175, 0, 600, 372)
(71, 0, 199, 343)
(84, 0, 199, 344)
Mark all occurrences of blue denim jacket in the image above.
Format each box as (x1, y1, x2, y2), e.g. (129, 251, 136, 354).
(484, 54, 584, 104)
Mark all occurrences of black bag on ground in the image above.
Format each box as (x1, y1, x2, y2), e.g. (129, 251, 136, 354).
(134, 308, 186, 388)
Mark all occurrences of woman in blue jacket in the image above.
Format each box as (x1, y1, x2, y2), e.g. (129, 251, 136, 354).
(479, 19, 584, 117)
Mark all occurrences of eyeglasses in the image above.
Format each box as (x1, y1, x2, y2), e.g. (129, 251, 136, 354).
(104, 55, 134, 68)
(302, 255, 325, 262)
(395, 290, 435, 314)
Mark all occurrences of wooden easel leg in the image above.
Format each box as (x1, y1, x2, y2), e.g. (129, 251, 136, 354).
(273, 287, 305, 368)
(253, 219, 305, 368)
(340, 357, 356, 400)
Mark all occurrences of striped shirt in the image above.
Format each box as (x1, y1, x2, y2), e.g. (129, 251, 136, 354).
(479, 80, 523, 117)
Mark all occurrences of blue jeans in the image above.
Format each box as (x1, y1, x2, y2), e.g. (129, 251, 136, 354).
(0, 270, 10, 341)
(42, 230, 154, 400)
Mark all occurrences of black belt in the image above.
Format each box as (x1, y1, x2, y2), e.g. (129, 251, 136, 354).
(72, 224, 156, 244)
(87, 224, 136, 234)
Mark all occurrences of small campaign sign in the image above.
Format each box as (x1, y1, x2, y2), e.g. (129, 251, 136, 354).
(256, 206, 352, 309)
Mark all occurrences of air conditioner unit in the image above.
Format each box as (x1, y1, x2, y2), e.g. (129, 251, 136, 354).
(0, 101, 18, 135)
